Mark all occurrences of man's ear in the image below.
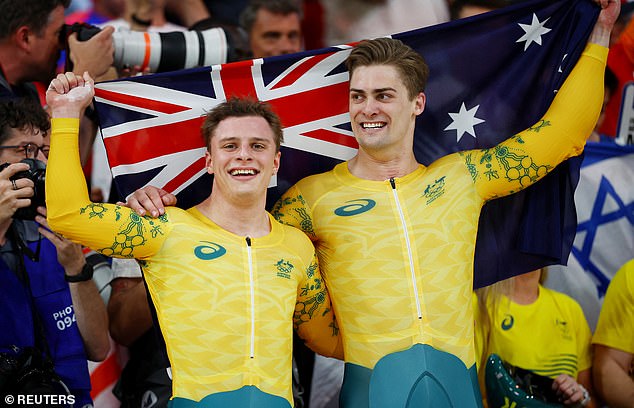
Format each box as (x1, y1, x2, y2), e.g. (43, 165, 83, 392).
(272, 151, 281, 175)
(205, 150, 213, 174)
(414, 92, 426, 116)
(13, 25, 33, 52)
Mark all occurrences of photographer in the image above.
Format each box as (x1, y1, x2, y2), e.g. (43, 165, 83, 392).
(0, 0, 114, 101)
(0, 0, 112, 168)
(0, 99, 109, 406)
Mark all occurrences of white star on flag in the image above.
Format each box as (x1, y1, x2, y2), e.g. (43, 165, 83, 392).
(516, 14, 552, 51)
(444, 102, 485, 142)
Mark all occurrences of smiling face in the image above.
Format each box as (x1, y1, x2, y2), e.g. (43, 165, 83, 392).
(349, 64, 425, 156)
(205, 116, 281, 204)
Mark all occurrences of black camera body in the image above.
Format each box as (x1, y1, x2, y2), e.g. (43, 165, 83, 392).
(0, 347, 69, 401)
(0, 159, 46, 221)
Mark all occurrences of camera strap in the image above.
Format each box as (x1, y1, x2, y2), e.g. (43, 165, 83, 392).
(8, 221, 41, 263)
(8, 223, 52, 361)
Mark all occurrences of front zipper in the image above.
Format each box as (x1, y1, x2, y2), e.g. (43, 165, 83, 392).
(246, 236, 255, 358)
(389, 178, 422, 320)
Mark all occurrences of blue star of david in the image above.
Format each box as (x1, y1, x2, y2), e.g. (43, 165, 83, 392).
(571, 176, 634, 295)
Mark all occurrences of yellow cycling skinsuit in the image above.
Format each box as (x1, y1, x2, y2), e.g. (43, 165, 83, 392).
(46, 120, 341, 407)
(271, 43, 607, 408)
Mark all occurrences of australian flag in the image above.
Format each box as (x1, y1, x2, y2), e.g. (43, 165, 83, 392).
(92, 0, 601, 288)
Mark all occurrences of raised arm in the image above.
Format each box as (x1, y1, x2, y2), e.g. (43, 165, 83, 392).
(45, 72, 170, 259)
(467, 1, 619, 201)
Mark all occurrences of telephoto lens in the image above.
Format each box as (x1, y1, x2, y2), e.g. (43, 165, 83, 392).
(112, 28, 230, 72)
(62, 22, 248, 73)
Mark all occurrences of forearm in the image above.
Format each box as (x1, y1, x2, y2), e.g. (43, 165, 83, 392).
(69, 279, 110, 361)
(297, 319, 343, 359)
(107, 278, 154, 346)
(547, 43, 608, 147)
(594, 364, 634, 407)
(295, 259, 342, 359)
(297, 307, 343, 360)
(595, 368, 634, 407)
(474, 44, 607, 199)
(589, 20, 611, 48)
(593, 346, 634, 408)
(47, 118, 91, 211)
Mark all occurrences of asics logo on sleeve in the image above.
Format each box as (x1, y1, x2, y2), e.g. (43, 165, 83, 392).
(194, 241, 227, 260)
(334, 199, 376, 216)
(501, 314, 514, 331)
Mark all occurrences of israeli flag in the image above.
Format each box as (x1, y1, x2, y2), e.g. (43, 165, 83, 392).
(547, 142, 634, 330)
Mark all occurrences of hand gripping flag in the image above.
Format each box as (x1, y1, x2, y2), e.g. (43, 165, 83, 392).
(93, 0, 600, 288)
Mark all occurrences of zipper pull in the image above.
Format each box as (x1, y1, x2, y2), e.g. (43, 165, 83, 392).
(389, 177, 396, 189)
(246, 236, 252, 246)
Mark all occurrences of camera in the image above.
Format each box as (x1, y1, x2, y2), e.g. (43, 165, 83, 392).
(0, 159, 46, 221)
(61, 22, 249, 73)
(0, 347, 69, 399)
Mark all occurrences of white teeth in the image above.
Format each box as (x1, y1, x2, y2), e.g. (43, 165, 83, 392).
(230, 169, 257, 176)
(362, 122, 385, 129)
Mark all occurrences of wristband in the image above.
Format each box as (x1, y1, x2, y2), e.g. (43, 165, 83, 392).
(65, 262, 94, 282)
(131, 13, 152, 27)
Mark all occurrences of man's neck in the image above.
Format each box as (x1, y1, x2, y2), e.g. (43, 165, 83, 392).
(196, 195, 271, 238)
(347, 149, 420, 181)
(0, 47, 23, 88)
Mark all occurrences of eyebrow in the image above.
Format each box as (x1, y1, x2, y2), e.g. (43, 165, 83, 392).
(262, 31, 283, 38)
(9, 141, 42, 147)
(217, 136, 272, 143)
(349, 87, 397, 94)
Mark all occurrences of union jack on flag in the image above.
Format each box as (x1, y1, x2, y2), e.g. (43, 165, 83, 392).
(93, 0, 600, 288)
